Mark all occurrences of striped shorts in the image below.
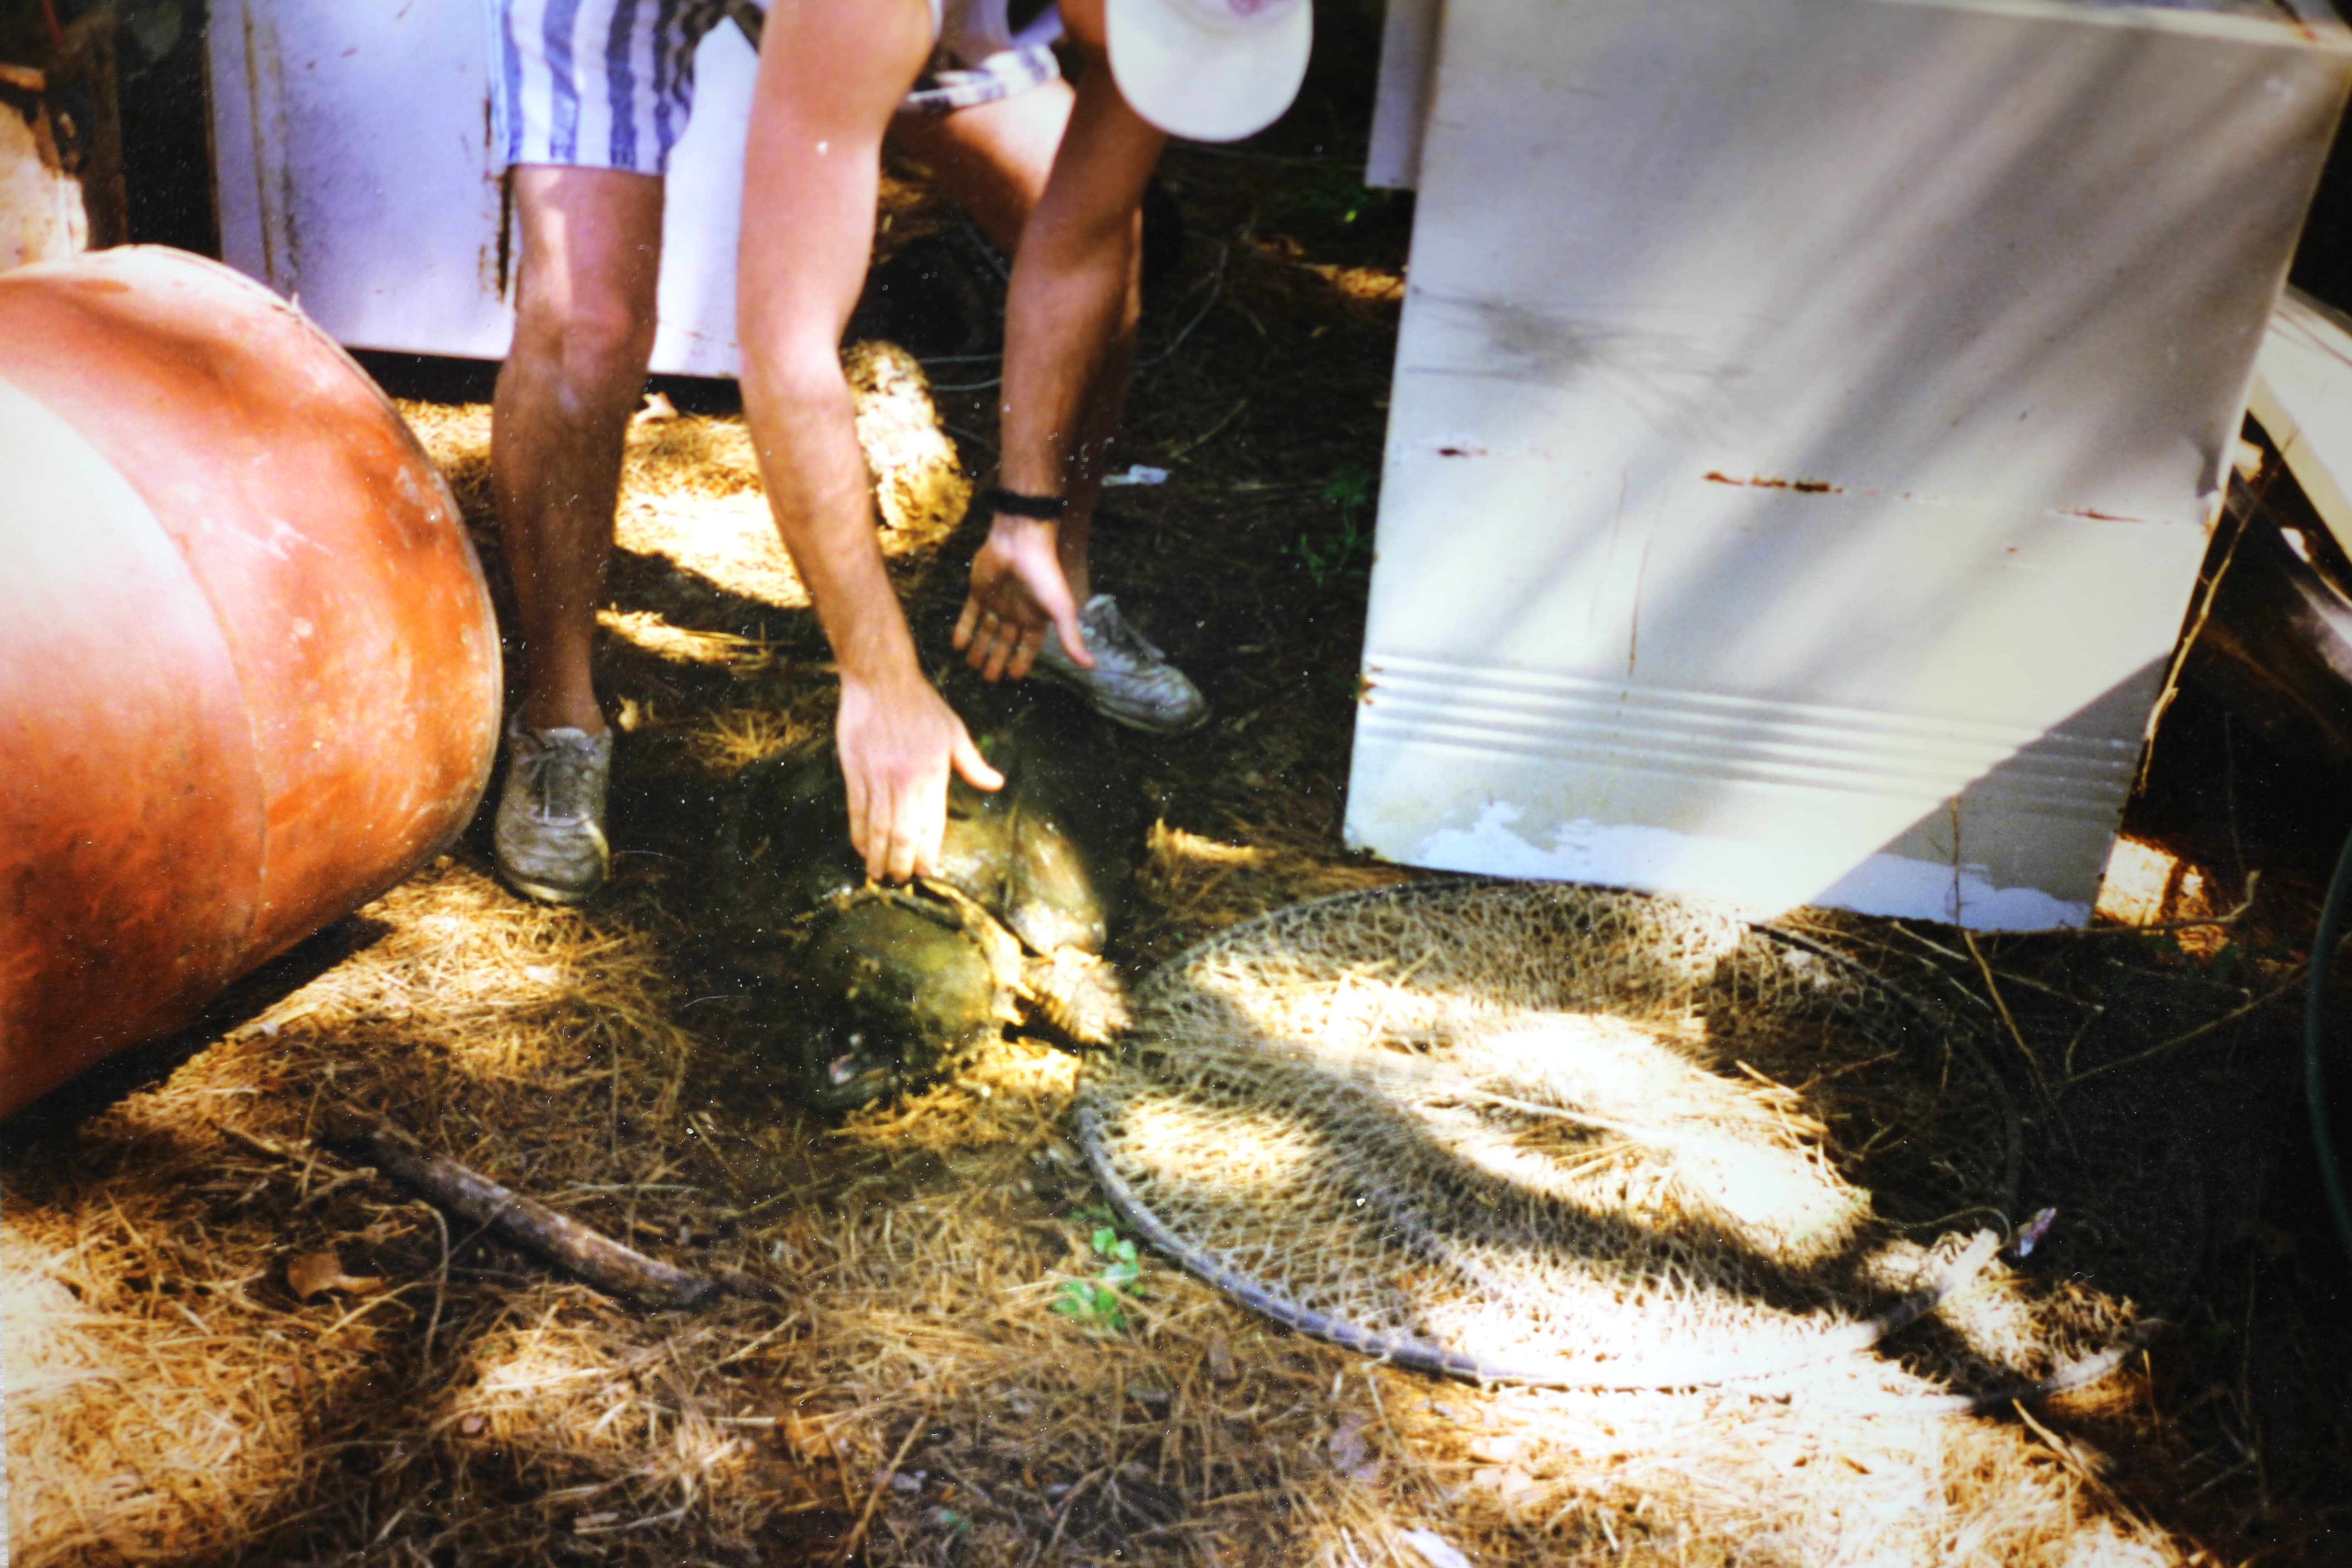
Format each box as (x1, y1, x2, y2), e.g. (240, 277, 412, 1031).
(489, 0, 1063, 176)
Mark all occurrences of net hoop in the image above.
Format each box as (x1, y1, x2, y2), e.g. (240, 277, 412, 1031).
(1078, 878, 2029, 1391)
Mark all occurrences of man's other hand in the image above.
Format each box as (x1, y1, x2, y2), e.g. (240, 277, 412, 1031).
(954, 514, 1093, 681)
(836, 671, 1004, 882)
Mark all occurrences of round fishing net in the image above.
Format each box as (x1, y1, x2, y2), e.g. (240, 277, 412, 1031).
(1076, 879, 2023, 1388)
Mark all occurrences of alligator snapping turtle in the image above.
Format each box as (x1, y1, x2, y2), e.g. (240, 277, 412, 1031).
(714, 691, 1140, 1112)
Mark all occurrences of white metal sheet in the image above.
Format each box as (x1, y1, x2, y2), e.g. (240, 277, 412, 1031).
(206, 0, 755, 376)
(1347, 0, 2352, 929)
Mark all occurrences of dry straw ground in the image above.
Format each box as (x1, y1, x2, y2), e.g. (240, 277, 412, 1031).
(8, 28, 2352, 1568)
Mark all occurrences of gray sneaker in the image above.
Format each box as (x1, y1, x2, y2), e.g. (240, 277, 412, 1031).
(1029, 594, 1209, 734)
(494, 724, 613, 904)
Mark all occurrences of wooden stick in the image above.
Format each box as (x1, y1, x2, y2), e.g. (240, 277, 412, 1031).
(836, 1412, 928, 1566)
(1963, 930, 2050, 1105)
(2064, 975, 2303, 1087)
(2114, 869, 2261, 934)
(322, 1114, 771, 1310)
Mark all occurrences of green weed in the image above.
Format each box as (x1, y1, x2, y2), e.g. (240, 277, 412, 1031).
(1322, 463, 1373, 520)
(1280, 162, 1394, 233)
(1287, 465, 1377, 591)
(1052, 1221, 1147, 1332)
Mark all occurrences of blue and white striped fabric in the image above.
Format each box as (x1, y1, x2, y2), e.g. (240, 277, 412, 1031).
(487, 0, 1063, 176)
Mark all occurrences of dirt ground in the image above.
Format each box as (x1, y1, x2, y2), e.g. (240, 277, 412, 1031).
(8, 23, 2352, 1568)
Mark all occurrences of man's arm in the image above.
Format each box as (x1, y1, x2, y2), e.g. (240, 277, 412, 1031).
(739, 0, 1002, 882)
(951, 0, 1169, 681)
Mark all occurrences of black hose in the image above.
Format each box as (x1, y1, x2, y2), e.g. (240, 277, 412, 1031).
(2304, 824, 2352, 1263)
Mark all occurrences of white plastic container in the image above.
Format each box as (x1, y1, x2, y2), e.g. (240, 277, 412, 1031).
(1347, 0, 2352, 928)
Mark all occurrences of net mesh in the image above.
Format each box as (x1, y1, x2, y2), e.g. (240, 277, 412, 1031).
(1077, 879, 2021, 1387)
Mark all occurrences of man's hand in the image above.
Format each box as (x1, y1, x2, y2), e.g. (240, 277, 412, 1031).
(836, 671, 1004, 882)
(953, 514, 1093, 681)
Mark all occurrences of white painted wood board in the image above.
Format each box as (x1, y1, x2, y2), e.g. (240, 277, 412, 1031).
(1, 94, 87, 270)
(1345, 0, 2352, 929)
(1365, 0, 1438, 190)
(206, 0, 755, 376)
(2250, 285, 2352, 560)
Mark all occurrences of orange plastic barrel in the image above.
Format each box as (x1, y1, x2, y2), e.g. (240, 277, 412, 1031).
(0, 247, 502, 1117)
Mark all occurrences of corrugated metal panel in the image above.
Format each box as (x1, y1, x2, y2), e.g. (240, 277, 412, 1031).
(1346, 0, 2352, 929)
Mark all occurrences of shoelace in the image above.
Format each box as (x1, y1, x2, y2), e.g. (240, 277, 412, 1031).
(1089, 604, 1166, 666)
(529, 741, 601, 823)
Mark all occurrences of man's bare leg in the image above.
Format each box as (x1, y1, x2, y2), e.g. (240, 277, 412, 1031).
(492, 166, 666, 737)
(488, 166, 664, 902)
(888, 85, 1067, 259)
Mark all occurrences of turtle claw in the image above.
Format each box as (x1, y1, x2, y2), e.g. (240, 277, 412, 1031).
(1023, 949, 1131, 1049)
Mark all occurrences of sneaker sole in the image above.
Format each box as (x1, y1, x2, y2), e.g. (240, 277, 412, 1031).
(500, 867, 606, 905)
(1098, 702, 1211, 735)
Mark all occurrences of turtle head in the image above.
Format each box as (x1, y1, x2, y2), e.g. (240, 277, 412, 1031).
(779, 889, 1017, 1112)
(800, 1022, 911, 1113)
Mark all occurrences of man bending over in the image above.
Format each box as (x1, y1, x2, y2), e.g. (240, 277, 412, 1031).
(490, 0, 1308, 900)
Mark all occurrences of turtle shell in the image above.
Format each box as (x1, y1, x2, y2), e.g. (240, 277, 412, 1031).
(714, 688, 1138, 1109)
